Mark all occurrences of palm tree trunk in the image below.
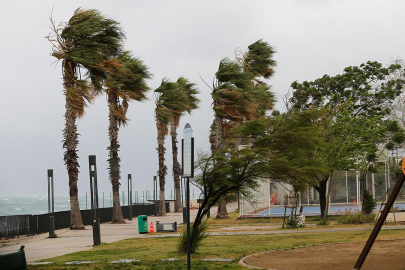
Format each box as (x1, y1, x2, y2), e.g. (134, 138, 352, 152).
(63, 62, 84, 230)
(107, 92, 125, 223)
(157, 119, 167, 216)
(214, 114, 224, 150)
(214, 114, 229, 218)
(171, 124, 182, 212)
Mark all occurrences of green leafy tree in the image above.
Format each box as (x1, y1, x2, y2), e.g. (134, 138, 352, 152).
(288, 61, 405, 216)
(104, 52, 151, 223)
(47, 8, 124, 229)
(179, 109, 325, 253)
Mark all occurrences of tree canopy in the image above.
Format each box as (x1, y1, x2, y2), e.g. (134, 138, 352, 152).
(212, 40, 276, 123)
(287, 61, 405, 215)
(181, 109, 325, 252)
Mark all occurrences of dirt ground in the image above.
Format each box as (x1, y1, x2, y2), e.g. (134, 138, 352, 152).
(243, 239, 405, 270)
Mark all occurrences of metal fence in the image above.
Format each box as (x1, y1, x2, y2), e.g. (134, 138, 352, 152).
(239, 180, 271, 217)
(299, 171, 405, 206)
(0, 202, 169, 238)
(239, 170, 405, 216)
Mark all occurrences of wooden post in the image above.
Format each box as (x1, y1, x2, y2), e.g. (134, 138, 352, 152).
(353, 173, 405, 269)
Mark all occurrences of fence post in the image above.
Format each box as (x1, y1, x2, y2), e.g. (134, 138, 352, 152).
(372, 173, 375, 199)
(356, 171, 360, 206)
(307, 184, 310, 206)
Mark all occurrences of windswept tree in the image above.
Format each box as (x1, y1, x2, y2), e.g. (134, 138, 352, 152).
(211, 40, 276, 218)
(154, 79, 189, 216)
(178, 109, 325, 253)
(104, 51, 151, 223)
(288, 61, 405, 216)
(170, 77, 200, 212)
(47, 8, 124, 229)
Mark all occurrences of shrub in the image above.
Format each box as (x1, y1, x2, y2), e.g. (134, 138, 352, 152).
(363, 190, 377, 215)
(338, 210, 376, 224)
(177, 222, 209, 254)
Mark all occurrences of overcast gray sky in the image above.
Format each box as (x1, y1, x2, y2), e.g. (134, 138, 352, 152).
(1, 0, 404, 197)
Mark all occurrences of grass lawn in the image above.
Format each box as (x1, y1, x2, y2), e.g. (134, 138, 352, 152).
(29, 220, 405, 269)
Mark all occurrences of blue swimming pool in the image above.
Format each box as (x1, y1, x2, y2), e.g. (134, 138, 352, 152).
(254, 203, 405, 217)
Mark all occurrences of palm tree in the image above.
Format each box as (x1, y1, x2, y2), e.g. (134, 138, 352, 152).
(170, 77, 200, 212)
(212, 58, 250, 218)
(154, 79, 189, 216)
(212, 40, 276, 218)
(47, 8, 124, 229)
(104, 51, 151, 223)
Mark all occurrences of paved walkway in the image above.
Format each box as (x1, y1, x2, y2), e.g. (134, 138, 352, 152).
(1, 203, 405, 263)
(0, 203, 237, 262)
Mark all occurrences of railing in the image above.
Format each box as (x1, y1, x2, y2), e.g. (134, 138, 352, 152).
(0, 202, 169, 238)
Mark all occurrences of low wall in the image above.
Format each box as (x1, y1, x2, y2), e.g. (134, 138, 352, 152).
(376, 211, 405, 222)
(0, 202, 170, 238)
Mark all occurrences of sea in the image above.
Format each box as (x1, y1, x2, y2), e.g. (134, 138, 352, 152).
(0, 192, 198, 217)
(0, 195, 111, 216)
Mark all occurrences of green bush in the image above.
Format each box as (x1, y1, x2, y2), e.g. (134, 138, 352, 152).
(177, 222, 209, 254)
(338, 211, 376, 224)
(363, 190, 377, 215)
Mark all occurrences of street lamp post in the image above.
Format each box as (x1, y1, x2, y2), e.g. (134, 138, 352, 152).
(89, 155, 101, 246)
(128, 174, 132, 220)
(182, 123, 194, 270)
(47, 169, 55, 238)
(154, 176, 157, 203)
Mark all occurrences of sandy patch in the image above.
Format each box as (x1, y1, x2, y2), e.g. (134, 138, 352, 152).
(242, 239, 405, 270)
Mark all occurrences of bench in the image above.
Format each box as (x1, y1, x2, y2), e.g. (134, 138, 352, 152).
(156, 221, 177, 232)
(0, 246, 27, 270)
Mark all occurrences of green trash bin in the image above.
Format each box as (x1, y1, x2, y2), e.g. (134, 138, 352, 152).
(138, 215, 148, 234)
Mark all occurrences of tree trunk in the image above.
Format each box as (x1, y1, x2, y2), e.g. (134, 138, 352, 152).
(324, 175, 333, 217)
(157, 119, 167, 216)
(63, 62, 84, 230)
(214, 114, 229, 218)
(112, 190, 124, 221)
(314, 179, 328, 218)
(216, 197, 229, 218)
(107, 92, 125, 223)
(171, 124, 182, 212)
(214, 114, 224, 150)
(69, 192, 83, 229)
